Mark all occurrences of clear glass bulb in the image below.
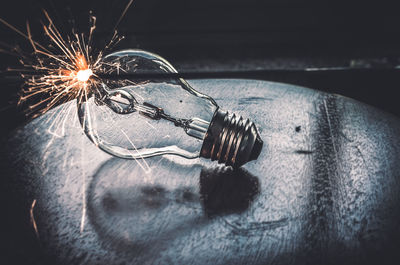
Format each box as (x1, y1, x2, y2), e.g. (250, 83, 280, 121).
(78, 49, 263, 167)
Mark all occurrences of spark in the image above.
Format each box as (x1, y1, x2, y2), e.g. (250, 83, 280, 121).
(113, 0, 135, 34)
(30, 199, 40, 240)
(0, 9, 124, 117)
(1, 2, 140, 233)
(121, 129, 152, 174)
(80, 157, 86, 234)
(145, 120, 156, 130)
(1, 2, 131, 233)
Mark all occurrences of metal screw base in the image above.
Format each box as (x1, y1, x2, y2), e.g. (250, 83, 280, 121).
(200, 109, 263, 168)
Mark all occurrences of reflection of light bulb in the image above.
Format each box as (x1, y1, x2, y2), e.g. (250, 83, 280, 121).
(78, 49, 263, 167)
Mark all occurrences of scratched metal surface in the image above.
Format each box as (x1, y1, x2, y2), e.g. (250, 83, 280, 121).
(4, 79, 400, 264)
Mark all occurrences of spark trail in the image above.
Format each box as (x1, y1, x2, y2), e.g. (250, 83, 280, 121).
(1, 0, 137, 234)
(0, 1, 135, 118)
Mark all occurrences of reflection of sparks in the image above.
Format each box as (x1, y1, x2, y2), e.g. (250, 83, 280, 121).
(30, 199, 40, 240)
(121, 129, 152, 174)
(80, 146, 86, 234)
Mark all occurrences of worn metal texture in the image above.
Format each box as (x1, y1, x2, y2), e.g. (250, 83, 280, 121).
(3, 79, 400, 264)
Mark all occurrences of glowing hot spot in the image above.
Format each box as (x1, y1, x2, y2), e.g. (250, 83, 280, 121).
(77, 69, 93, 82)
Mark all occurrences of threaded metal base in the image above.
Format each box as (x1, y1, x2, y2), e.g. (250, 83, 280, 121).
(200, 109, 263, 168)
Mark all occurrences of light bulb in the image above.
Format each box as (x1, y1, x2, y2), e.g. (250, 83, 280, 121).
(78, 49, 263, 167)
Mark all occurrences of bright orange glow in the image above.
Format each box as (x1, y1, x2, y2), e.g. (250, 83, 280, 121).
(74, 54, 93, 82)
(75, 54, 88, 70)
(0, 7, 128, 117)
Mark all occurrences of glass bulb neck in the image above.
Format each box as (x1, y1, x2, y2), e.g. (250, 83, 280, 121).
(200, 109, 263, 168)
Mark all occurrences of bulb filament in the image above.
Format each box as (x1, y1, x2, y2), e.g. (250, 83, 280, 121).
(99, 88, 210, 140)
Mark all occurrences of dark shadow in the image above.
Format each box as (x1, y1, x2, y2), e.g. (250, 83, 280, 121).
(199, 166, 260, 217)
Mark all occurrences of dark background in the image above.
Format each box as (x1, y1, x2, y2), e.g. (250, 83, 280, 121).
(1, 0, 400, 137)
(1, 0, 400, 264)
